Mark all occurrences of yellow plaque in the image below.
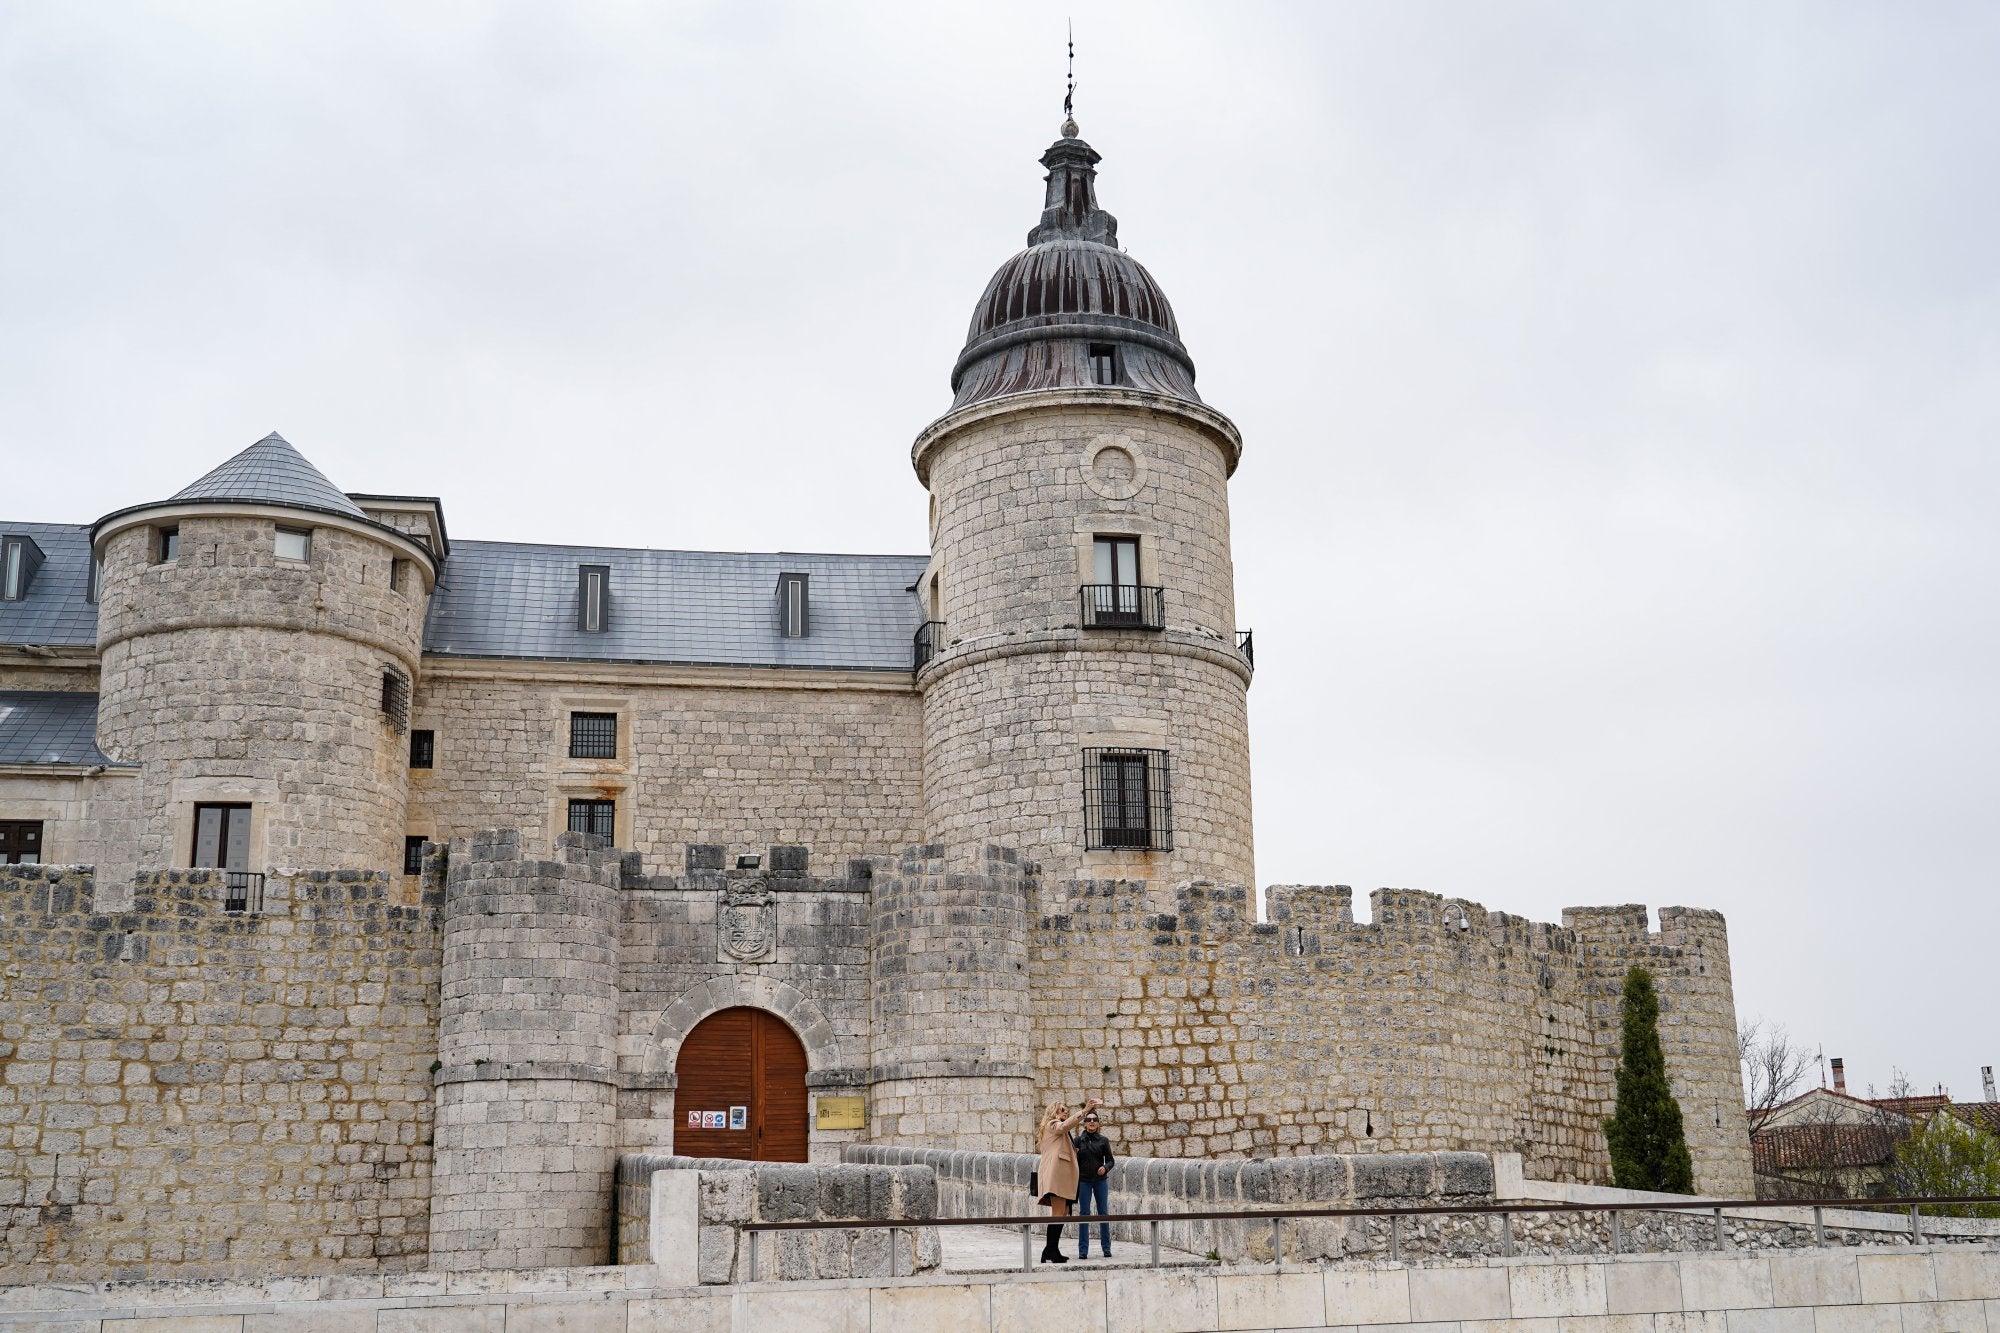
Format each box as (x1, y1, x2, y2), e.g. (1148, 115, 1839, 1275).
(815, 1095, 866, 1130)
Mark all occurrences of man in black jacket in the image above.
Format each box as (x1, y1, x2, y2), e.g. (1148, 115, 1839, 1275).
(1072, 1109, 1116, 1258)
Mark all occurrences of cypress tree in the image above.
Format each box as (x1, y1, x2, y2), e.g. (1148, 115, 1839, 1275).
(1603, 965, 1696, 1193)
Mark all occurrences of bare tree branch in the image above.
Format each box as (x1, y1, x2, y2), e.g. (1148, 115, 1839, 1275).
(1739, 1018, 1814, 1118)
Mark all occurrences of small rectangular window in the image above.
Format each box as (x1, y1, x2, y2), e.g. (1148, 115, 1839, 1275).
(409, 729, 435, 769)
(1, 536, 43, 601)
(778, 572, 809, 638)
(88, 556, 103, 604)
(403, 835, 428, 876)
(569, 711, 617, 759)
(578, 564, 609, 632)
(567, 798, 615, 838)
(1089, 344, 1119, 385)
(381, 668, 410, 734)
(0, 820, 44, 865)
(275, 528, 311, 561)
(389, 558, 406, 594)
(191, 803, 253, 870)
(1082, 747, 1173, 851)
(156, 526, 180, 563)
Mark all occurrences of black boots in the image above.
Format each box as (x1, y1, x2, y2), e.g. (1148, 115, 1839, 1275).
(1039, 1223, 1068, 1263)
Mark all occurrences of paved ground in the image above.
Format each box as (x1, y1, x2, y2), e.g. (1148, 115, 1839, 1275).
(939, 1224, 1210, 1274)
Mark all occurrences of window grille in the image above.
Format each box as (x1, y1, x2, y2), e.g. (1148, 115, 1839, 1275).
(403, 835, 428, 876)
(1082, 747, 1173, 851)
(578, 564, 609, 632)
(569, 711, 617, 759)
(409, 729, 435, 769)
(223, 871, 265, 914)
(568, 798, 615, 838)
(381, 668, 410, 734)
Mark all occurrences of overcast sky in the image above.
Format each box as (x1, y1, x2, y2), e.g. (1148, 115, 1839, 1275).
(4, 3, 1995, 1105)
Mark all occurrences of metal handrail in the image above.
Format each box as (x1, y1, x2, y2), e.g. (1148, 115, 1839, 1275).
(912, 621, 945, 674)
(1235, 628, 1254, 666)
(738, 1193, 2000, 1278)
(1079, 583, 1165, 630)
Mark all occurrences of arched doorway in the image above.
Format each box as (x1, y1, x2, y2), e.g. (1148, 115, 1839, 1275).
(672, 1006, 809, 1161)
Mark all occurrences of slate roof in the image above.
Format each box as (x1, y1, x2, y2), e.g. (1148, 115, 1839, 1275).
(0, 523, 98, 647)
(423, 541, 929, 672)
(167, 433, 366, 519)
(0, 691, 112, 767)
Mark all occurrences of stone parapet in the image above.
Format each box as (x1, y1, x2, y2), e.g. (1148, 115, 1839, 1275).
(0, 863, 441, 1283)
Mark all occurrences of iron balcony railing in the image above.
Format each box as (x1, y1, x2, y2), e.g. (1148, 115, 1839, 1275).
(913, 620, 945, 674)
(1079, 583, 1165, 630)
(223, 871, 265, 914)
(740, 1192, 2000, 1280)
(1236, 628, 1254, 666)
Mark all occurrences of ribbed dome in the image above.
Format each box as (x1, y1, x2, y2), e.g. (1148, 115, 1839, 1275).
(950, 128, 1200, 410)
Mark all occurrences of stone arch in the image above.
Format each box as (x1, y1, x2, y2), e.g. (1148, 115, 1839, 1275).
(644, 975, 840, 1078)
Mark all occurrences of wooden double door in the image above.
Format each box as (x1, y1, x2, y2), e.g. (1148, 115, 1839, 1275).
(672, 1007, 808, 1162)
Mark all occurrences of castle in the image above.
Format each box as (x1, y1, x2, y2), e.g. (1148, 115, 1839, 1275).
(0, 119, 1753, 1279)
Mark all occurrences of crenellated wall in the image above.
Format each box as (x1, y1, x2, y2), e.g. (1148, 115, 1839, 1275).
(0, 863, 441, 1284)
(1026, 875, 1753, 1196)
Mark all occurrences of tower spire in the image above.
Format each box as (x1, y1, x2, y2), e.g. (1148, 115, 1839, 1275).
(1062, 22, 1078, 138)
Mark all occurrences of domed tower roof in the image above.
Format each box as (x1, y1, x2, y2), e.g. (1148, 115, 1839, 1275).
(949, 124, 1200, 410)
(168, 432, 366, 519)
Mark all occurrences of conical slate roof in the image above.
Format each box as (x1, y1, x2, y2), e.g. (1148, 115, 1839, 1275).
(168, 433, 365, 519)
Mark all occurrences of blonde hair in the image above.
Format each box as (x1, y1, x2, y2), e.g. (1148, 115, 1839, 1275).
(1040, 1099, 1068, 1129)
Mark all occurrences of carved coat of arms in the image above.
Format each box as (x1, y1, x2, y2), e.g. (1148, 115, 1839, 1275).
(718, 883, 776, 963)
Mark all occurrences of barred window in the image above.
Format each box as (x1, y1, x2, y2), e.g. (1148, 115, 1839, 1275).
(409, 729, 434, 769)
(1082, 747, 1172, 851)
(569, 711, 617, 759)
(568, 798, 615, 838)
(403, 835, 427, 876)
(381, 668, 410, 734)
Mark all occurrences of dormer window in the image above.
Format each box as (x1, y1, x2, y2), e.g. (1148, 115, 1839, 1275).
(778, 572, 809, 638)
(275, 527, 311, 562)
(156, 526, 179, 564)
(1, 535, 44, 602)
(1089, 344, 1119, 386)
(578, 564, 609, 632)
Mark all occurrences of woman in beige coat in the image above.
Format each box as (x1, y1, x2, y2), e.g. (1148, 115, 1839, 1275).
(1035, 1096, 1101, 1263)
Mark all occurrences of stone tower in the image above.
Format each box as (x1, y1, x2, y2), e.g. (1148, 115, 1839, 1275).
(915, 122, 1255, 891)
(91, 433, 436, 874)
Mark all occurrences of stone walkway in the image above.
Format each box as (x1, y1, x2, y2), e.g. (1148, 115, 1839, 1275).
(939, 1223, 1210, 1274)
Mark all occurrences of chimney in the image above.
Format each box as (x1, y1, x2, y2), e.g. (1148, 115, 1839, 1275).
(1831, 1058, 1846, 1094)
(1984, 1066, 1995, 1103)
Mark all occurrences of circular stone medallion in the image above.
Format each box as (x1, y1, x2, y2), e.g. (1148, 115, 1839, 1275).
(1081, 441, 1146, 501)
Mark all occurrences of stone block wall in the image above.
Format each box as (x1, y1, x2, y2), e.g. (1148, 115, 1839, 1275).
(0, 863, 440, 1283)
(617, 1154, 939, 1283)
(914, 393, 1256, 890)
(92, 516, 429, 873)
(1024, 876, 1754, 1197)
(866, 845, 1038, 1152)
(405, 663, 926, 875)
(619, 850, 872, 1161)
(429, 831, 621, 1272)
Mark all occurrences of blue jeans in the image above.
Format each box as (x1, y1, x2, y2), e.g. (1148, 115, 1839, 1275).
(1076, 1174, 1110, 1255)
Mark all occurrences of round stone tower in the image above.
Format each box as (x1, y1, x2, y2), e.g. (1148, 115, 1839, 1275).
(916, 121, 1254, 891)
(91, 433, 436, 873)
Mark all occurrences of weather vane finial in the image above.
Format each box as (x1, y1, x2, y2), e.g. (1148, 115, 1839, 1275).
(1061, 22, 1078, 138)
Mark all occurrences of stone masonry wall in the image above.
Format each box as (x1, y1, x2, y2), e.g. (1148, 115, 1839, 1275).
(405, 665, 924, 874)
(915, 392, 1256, 889)
(618, 850, 872, 1161)
(1025, 876, 1754, 1197)
(866, 845, 1038, 1152)
(93, 517, 429, 872)
(429, 831, 621, 1272)
(0, 863, 440, 1283)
